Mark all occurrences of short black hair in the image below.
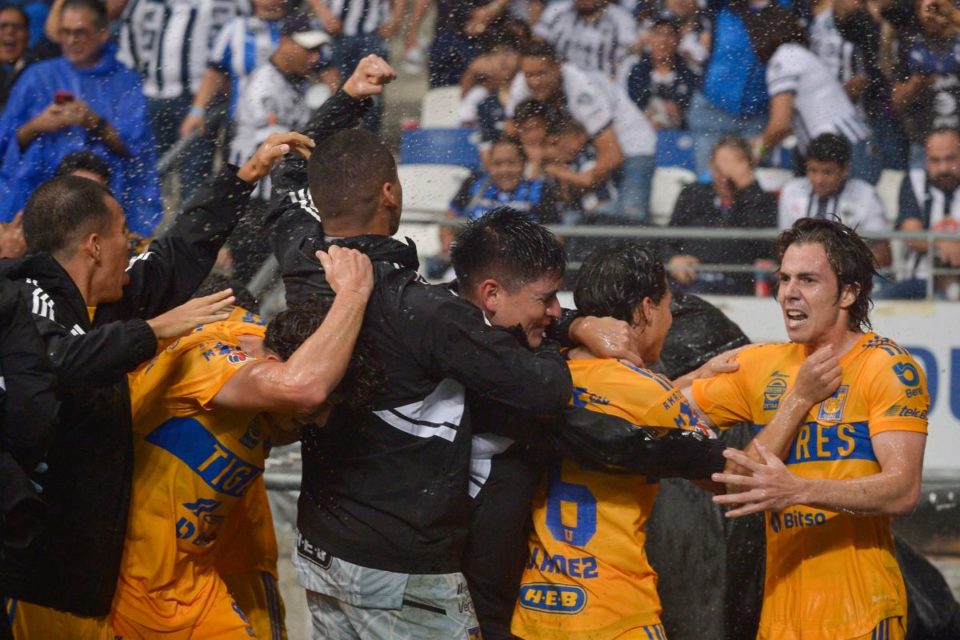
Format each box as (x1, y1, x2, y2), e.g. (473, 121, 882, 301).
(490, 136, 526, 162)
(0, 5, 29, 28)
(926, 126, 960, 146)
(806, 133, 850, 166)
(520, 39, 559, 63)
(23, 175, 115, 256)
(776, 218, 878, 332)
(195, 274, 258, 311)
(574, 242, 668, 323)
(307, 128, 397, 227)
(264, 296, 384, 409)
(513, 99, 556, 128)
(547, 116, 586, 137)
(711, 134, 752, 162)
(55, 151, 112, 184)
(62, 0, 108, 29)
(450, 207, 565, 293)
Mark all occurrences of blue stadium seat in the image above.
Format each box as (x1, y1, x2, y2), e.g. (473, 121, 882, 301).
(400, 128, 481, 169)
(655, 129, 696, 171)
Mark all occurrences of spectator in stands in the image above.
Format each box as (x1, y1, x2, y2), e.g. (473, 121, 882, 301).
(779, 133, 891, 266)
(751, 14, 880, 184)
(686, 0, 796, 177)
(228, 13, 336, 284)
(309, 0, 403, 131)
(0, 0, 162, 237)
(119, 0, 247, 202)
(479, 97, 551, 173)
(0, 5, 30, 109)
(441, 136, 559, 256)
(459, 36, 523, 127)
(179, 0, 287, 142)
(662, 0, 710, 74)
(545, 116, 619, 220)
(532, 0, 637, 77)
(618, 13, 698, 130)
(667, 134, 777, 295)
(509, 40, 656, 222)
(880, 127, 960, 299)
(892, 0, 960, 168)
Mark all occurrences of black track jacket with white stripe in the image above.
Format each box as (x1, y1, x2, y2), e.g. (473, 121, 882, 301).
(0, 166, 253, 616)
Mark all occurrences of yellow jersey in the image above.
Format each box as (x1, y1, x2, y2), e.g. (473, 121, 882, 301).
(512, 358, 708, 639)
(118, 308, 269, 629)
(691, 333, 929, 640)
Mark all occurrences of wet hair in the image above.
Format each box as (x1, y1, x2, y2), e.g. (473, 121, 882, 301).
(23, 175, 114, 256)
(806, 133, 850, 166)
(264, 296, 384, 409)
(307, 128, 397, 227)
(490, 136, 526, 163)
(520, 39, 559, 64)
(0, 5, 29, 29)
(710, 134, 752, 162)
(195, 274, 258, 311)
(547, 116, 586, 137)
(62, 0, 108, 29)
(776, 218, 878, 332)
(451, 207, 565, 293)
(751, 9, 808, 63)
(55, 150, 112, 184)
(574, 242, 668, 323)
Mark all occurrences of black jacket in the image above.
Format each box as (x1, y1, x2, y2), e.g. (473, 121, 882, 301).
(0, 167, 253, 615)
(0, 279, 58, 552)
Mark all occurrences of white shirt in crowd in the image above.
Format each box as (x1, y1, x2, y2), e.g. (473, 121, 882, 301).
(809, 10, 866, 87)
(902, 169, 960, 280)
(325, 0, 391, 37)
(119, 0, 249, 100)
(231, 62, 313, 199)
(778, 176, 888, 232)
(766, 43, 871, 153)
(533, 0, 637, 77)
(507, 62, 656, 157)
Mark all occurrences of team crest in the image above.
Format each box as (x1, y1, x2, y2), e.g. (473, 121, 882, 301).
(818, 385, 849, 422)
(227, 351, 248, 364)
(763, 372, 790, 411)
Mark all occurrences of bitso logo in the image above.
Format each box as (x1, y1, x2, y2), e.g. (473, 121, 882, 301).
(763, 372, 790, 410)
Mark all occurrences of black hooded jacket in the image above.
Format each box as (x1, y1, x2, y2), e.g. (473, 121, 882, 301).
(0, 167, 253, 616)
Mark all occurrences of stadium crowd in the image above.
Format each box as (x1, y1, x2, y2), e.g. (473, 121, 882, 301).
(0, 0, 955, 638)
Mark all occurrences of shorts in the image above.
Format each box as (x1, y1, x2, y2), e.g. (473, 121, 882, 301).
(855, 617, 905, 640)
(293, 531, 480, 639)
(111, 573, 254, 639)
(305, 575, 481, 640)
(223, 571, 287, 640)
(3, 599, 114, 640)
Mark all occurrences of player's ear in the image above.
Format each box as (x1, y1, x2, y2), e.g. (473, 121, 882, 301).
(478, 278, 501, 314)
(838, 283, 859, 310)
(632, 300, 649, 328)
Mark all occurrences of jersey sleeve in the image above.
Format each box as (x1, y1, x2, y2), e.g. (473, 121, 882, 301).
(207, 17, 234, 73)
(690, 348, 759, 429)
(567, 70, 614, 138)
(766, 45, 803, 96)
(864, 350, 930, 436)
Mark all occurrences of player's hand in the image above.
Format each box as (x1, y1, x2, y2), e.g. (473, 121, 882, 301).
(343, 55, 396, 99)
(0, 212, 26, 259)
(180, 112, 205, 139)
(569, 315, 644, 368)
(316, 245, 374, 298)
(146, 289, 235, 340)
(667, 255, 700, 285)
(700, 346, 746, 377)
(793, 345, 841, 406)
(237, 131, 316, 183)
(711, 443, 805, 516)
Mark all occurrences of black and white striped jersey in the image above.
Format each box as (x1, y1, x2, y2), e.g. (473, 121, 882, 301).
(809, 10, 866, 87)
(533, 0, 637, 77)
(766, 43, 870, 153)
(778, 177, 887, 232)
(324, 0, 392, 36)
(118, 0, 250, 99)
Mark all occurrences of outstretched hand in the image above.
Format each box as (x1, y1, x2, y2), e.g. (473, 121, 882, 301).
(711, 443, 805, 517)
(343, 55, 397, 100)
(238, 132, 316, 183)
(146, 289, 235, 340)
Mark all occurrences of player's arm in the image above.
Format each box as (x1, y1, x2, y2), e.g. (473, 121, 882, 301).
(713, 430, 926, 517)
(753, 92, 793, 159)
(211, 247, 373, 418)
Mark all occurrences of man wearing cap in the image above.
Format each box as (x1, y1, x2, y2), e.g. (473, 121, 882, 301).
(230, 13, 337, 202)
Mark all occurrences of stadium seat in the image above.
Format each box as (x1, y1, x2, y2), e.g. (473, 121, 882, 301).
(650, 167, 697, 226)
(876, 169, 905, 224)
(655, 130, 696, 171)
(420, 86, 462, 128)
(399, 128, 481, 169)
(755, 167, 795, 193)
(395, 164, 471, 262)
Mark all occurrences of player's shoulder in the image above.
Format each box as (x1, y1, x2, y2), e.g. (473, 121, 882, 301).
(858, 333, 914, 361)
(576, 358, 674, 392)
(735, 342, 796, 367)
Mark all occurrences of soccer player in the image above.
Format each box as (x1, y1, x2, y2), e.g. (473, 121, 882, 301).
(510, 242, 838, 640)
(694, 218, 929, 640)
(112, 245, 373, 638)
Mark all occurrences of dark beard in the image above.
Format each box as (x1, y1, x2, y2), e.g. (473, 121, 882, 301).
(930, 174, 960, 195)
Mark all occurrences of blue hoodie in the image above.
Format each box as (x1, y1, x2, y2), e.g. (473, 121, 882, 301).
(0, 44, 162, 235)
